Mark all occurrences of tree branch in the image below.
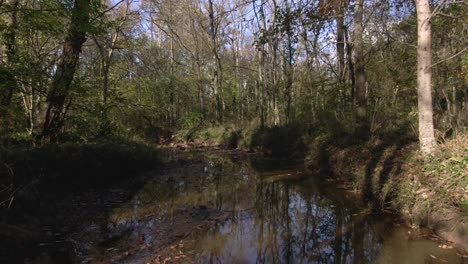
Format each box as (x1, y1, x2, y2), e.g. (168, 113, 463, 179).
(431, 46, 468, 67)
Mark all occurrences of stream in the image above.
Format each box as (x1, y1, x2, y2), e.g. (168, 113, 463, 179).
(15, 150, 467, 263)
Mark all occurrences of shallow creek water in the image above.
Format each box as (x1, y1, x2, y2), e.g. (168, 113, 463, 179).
(37, 151, 466, 263)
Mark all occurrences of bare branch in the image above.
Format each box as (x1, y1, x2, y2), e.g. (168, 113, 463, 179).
(431, 46, 468, 67)
(102, 0, 125, 15)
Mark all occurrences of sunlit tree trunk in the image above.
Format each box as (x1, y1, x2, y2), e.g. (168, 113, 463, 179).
(270, 38, 279, 126)
(415, 0, 436, 155)
(19, 82, 34, 135)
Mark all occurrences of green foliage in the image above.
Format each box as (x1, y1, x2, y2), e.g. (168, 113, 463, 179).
(1, 0, 465, 145)
(20, 3, 67, 35)
(182, 112, 203, 131)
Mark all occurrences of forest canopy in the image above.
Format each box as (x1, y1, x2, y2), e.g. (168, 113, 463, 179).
(0, 0, 466, 148)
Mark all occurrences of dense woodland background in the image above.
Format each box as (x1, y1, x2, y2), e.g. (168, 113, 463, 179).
(0, 0, 466, 146)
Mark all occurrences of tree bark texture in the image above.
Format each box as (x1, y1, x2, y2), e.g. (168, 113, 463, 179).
(415, 0, 436, 155)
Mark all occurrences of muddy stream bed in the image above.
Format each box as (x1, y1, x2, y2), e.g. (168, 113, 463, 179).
(5, 150, 467, 263)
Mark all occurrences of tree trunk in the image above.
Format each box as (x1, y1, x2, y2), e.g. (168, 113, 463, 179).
(336, 1, 345, 85)
(283, 3, 294, 124)
(0, 0, 19, 119)
(256, 0, 267, 127)
(42, 0, 90, 141)
(208, 0, 223, 123)
(353, 0, 368, 136)
(345, 28, 355, 101)
(169, 36, 177, 126)
(415, 0, 436, 155)
(196, 58, 205, 116)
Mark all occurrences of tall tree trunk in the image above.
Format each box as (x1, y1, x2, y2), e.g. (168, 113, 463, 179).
(284, 43, 293, 124)
(0, 0, 19, 119)
(353, 0, 368, 136)
(42, 0, 90, 141)
(256, 0, 267, 127)
(345, 28, 355, 101)
(169, 36, 176, 126)
(271, 39, 279, 126)
(258, 50, 265, 128)
(233, 29, 243, 124)
(188, 5, 205, 117)
(196, 58, 205, 116)
(283, 3, 294, 124)
(208, 0, 223, 123)
(336, 1, 345, 85)
(19, 82, 34, 135)
(415, 0, 436, 155)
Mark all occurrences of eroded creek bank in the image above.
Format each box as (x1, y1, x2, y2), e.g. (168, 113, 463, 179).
(3, 149, 467, 263)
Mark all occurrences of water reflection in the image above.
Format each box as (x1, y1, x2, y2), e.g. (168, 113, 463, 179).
(102, 153, 463, 264)
(195, 172, 382, 263)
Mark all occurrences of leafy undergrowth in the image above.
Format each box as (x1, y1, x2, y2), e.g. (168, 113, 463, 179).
(392, 133, 468, 245)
